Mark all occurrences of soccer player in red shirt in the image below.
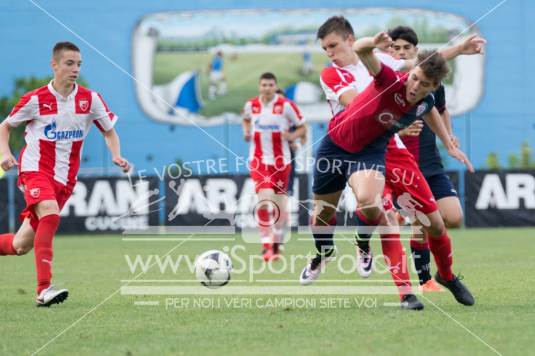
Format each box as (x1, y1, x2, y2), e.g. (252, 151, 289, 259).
(242, 73, 306, 261)
(0, 42, 130, 307)
(389, 26, 465, 292)
(300, 17, 482, 308)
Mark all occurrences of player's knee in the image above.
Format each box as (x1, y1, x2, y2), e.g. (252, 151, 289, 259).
(444, 212, 463, 228)
(426, 220, 446, 237)
(14, 246, 31, 256)
(357, 204, 381, 222)
(314, 209, 335, 226)
(35, 200, 60, 219)
(12, 242, 32, 256)
(356, 191, 376, 208)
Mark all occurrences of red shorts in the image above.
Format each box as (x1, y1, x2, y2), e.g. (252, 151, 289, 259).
(249, 163, 292, 194)
(385, 147, 437, 215)
(382, 184, 394, 211)
(18, 172, 72, 229)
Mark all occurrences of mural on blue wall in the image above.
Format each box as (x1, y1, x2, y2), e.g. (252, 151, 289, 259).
(132, 8, 485, 126)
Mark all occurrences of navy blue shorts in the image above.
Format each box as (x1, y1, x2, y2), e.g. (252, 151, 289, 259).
(312, 136, 386, 195)
(426, 173, 458, 200)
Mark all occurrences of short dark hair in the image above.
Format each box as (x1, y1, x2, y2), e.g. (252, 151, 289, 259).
(317, 16, 354, 40)
(259, 72, 277, 82)
(416, 50, 449, 85)
(52, 41, 80, 61)
(388, 26, 419, 46)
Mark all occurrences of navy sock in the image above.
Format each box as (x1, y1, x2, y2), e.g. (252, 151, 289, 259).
(355, 211, 378, 253)
(410, 241, 432, 284)
(311, 225, 335, 270)
(312, 224, 335, 256)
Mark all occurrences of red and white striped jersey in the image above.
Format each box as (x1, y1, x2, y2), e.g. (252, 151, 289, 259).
(243, 95, 304, 166)
(320, 65, 358, 116)
(319, 52, 407, 150)
(320, 52, 406, 116)
(5, 82, 117, 190)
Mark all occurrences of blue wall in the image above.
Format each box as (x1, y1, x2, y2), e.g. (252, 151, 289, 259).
(1, 0, 533, 173)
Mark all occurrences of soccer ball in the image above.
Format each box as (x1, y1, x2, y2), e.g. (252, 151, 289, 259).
(194, 250, 232, 288)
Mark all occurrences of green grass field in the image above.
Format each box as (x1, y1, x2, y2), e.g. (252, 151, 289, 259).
(1, 228, 534, 355)
(153, 52, 326, 117)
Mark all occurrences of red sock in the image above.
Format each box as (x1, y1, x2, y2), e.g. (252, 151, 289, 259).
(380, 234, 412, 299)
(34, 214, 60, 294)
(273, 211, 287, 245)
(257, 208, 272, 249)
(356, 209, 382, 226)
(409, 239, 429, 250)
(0, 233, 16, 255)
(428, 233, 454, 281)
(327, 214, 337, 226)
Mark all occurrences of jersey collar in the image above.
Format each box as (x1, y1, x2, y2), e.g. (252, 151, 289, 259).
(48, 80, 79, 101)
(332, 59, 359, 71)
(259, 94, 279, 108)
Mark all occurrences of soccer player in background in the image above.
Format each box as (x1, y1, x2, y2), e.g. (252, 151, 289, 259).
(242, 73, 306, 261)
(0, 42, 130, 307)
(300, 16, 482, 308)
(208, 50, 227, 100)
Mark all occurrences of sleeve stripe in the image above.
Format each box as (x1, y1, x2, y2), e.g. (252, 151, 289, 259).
(94, 120, 105, 132)
(8, 93, 33, 118)
(96, 92, 110, 112)
(334, 86, 352, 99)
(335, 69, 348, 84)
(321, 68, 347, 92)
(287, 100, 303, 120)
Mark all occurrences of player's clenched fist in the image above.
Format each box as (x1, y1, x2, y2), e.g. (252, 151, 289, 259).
(373, 32, 393, 48)
(113, 156, 131, 173)
(0, 152, 18, 171)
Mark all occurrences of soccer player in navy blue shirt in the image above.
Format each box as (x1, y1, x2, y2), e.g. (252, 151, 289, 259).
(208, 50, 227, 100)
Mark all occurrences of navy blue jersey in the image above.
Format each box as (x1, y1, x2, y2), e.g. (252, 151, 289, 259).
(401, 85, 446, 177)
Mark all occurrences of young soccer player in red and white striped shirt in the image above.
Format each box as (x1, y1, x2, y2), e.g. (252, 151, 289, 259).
(242, 72, 306, 261)
(0, 42, 130, 307)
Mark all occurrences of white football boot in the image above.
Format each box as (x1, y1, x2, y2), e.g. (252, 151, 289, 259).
(299, 248, 336, 286)
(36, 285, 69, 307)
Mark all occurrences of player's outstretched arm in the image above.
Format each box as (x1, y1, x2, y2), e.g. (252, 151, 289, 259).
(299, 125, 308, 145)
(439, 34, 486, 61)
(102, 128, 131, 173)
(353, 32, 392, 76)
(441, 109, 459, 147)
(0, 121, 18, 171)
(423, 108, 474, 172)
(422, 108, 451, 147)
(242, 118, 251, 142)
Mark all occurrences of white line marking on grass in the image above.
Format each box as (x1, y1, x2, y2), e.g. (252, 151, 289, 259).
(134, 301, 160, 306)
(420, 296, 503, 355)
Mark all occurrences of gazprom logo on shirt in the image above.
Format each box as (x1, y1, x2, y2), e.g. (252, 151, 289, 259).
(44, 121, 84, 140)
(253, 119, 281, 131)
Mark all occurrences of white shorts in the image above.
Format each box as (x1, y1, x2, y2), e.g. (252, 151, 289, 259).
(209, 71, 224, 83)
